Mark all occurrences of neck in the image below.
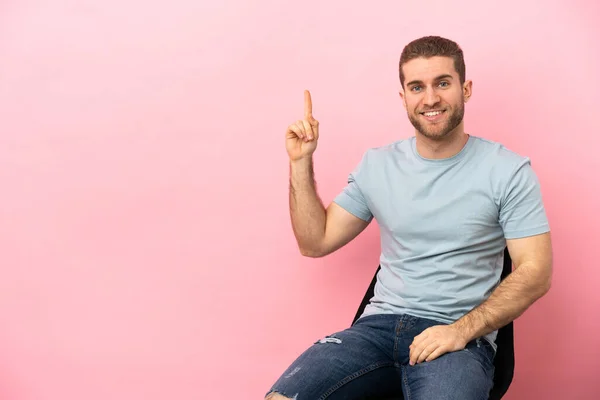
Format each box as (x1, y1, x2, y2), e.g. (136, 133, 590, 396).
(415, 123, 469, 160)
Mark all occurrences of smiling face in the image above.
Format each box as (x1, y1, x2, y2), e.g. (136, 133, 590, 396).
(400, 56, 472, 141)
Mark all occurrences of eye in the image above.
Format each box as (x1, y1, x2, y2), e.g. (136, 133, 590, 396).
(439, 81, 449, 88)
(411, 85, 422, 92)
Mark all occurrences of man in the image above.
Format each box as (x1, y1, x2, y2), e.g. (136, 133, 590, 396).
(266, 36, 552, 400)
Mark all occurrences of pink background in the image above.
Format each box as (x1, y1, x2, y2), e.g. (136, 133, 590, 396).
(0, 1, 598, 399)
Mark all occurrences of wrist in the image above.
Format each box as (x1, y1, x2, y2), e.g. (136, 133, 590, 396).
(450, 318, 478, 344)
(290, 156, 313, 168)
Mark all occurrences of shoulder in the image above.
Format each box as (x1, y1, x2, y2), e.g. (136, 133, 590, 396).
(469, 136, 532, 173)
(359, 138, 413, 165)
(348, 139, 412, 178)
(468, 136, 542, 205)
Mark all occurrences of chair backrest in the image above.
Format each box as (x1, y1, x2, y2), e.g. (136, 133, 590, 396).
(351, 247, 515, 400)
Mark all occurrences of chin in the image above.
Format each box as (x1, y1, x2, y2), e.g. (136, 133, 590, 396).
(417, 125, 453, 140)
(408, 107, 464, 140)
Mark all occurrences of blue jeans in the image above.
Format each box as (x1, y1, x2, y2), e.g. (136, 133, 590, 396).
(266, 313, 495, 400)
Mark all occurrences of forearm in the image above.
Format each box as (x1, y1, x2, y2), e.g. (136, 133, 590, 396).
(289, 157, 327, 256)
(452, 262, 552, 342)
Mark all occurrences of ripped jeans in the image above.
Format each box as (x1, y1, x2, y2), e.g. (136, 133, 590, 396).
(266, 313, 495, 400)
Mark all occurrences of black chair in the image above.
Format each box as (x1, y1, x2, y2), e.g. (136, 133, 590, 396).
(351, 247, 515, 400)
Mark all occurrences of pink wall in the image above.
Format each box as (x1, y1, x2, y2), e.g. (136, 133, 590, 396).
(0, 1, 598, 399)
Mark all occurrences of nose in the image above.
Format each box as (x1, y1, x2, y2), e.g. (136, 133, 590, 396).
(423, 87, 441, 107)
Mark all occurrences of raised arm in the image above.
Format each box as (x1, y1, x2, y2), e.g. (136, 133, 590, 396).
(286, 90, 370, 258)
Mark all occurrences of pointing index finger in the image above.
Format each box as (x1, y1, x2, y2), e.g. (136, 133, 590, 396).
(304, 90, 312, 119)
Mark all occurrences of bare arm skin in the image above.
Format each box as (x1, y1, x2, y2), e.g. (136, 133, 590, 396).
(451, 232, 553, 341)
(286, 90, 370, 258)
(289, 157, 369, 257)
(409, 231, 553, 365)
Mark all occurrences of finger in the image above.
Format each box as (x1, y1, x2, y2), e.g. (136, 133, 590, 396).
(287, 123, 305, 140)
(296, 121, 307, 140)
(416, 341, 438, 364)
(304, 90, 312, 119)
(409, 340, 427, 366)
(425, 346, 449, 363)
(309, 117, 319, 140)
(411, 331, 428, 349)
(302, 119, 313, 140)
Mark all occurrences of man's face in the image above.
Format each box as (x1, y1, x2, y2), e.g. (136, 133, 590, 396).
(400, 56, 472, 140)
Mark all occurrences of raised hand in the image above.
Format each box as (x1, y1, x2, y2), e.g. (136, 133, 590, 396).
(286, 90, 320, 162)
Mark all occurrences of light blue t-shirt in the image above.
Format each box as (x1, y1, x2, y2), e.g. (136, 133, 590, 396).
(333, 135, 550, 347)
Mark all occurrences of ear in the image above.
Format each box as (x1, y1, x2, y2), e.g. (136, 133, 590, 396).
(399, 90, 407, 109)
(463, 80, 473, 103)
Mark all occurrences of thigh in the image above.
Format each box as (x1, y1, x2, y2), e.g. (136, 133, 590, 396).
(401, 338, 495, 400)
(266, 315, 403, 400)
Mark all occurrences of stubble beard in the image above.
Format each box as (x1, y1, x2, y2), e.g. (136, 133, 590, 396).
(408, 101, 465, 141)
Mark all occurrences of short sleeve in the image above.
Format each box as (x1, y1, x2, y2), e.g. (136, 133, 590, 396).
(333, 152, 373, 222)
(499, 159, 550, 239)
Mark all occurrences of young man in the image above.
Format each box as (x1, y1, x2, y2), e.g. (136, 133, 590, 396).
(267, 36, 552, 400)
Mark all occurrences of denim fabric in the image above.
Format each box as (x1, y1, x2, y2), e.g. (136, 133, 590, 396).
(266, 313, 495, 400)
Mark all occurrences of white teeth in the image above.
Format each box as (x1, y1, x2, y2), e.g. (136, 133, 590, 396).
(423, 111, 442, 117)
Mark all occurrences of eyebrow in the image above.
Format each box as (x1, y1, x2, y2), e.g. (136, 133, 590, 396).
(406, 74, 454, 87)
